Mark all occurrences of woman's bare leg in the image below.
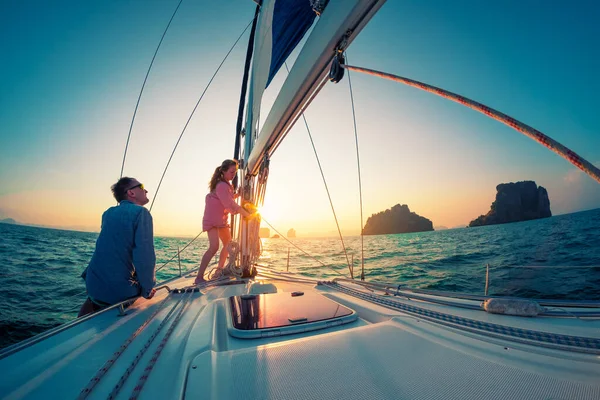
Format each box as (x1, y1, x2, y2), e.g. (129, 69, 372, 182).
(217, 227, 232, 269)
(195, 229, 219, 284)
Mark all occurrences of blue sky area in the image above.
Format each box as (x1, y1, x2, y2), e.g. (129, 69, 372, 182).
(1, 0, 599, 236)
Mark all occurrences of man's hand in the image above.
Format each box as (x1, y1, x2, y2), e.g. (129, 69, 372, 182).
(144, 288, 157, 299)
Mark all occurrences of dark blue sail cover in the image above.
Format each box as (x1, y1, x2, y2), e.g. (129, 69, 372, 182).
(266, 0, 317, 87)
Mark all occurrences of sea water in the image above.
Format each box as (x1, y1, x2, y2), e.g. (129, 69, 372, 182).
(1, 208, 599, 350)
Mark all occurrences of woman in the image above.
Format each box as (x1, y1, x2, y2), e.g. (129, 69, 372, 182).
(195, 159, 253, 284)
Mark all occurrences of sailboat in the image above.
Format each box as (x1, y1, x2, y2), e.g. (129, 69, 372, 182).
(1, 1, 599, 399)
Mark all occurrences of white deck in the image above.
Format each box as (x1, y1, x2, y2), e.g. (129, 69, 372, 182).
(1, 273, 599, 399)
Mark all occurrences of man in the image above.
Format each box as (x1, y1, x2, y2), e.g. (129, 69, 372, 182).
(78, 177, 157, 317)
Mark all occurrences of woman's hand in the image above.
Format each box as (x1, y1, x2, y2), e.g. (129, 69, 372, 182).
(241, 208, 254, 219)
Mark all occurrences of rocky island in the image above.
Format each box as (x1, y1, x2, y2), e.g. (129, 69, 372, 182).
(362, 204, 433, 235)
(469, 181, 551, 227)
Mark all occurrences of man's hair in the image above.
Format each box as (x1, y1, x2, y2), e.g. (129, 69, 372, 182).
(111, 177, 136, 202)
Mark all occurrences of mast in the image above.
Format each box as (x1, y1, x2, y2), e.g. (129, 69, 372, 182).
(236, 0, 387, 275)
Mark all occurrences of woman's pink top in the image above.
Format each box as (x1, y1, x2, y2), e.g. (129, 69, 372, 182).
(202, 181, 243, 231)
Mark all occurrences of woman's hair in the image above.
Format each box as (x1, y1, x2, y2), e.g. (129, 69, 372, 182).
(209, 159, 238, 192)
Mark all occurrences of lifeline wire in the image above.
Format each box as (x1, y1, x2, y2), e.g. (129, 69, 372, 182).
(120, 0, 185, 179)
(155, 230, 204, 273)
(149, 18, 254, 212)
(283, 62, 353, 278)
(260, 216, 345, 277)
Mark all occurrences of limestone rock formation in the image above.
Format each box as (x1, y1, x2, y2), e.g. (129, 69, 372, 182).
(259, 227, 270, 238)
(469, 181, 551, 227)
(362, 204, 433, 235)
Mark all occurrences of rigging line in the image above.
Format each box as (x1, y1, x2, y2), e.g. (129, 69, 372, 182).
(260, 216, 345, 277)
(78, 294, 173, 399)
(344, 53, 365, 281)
(340, 64, 600, 185)
(234, 4, 260, 165)
(107, 293, 186, 400)
(155, 230, 204, 273)
(148, 18, 254, 212)
(120, 0, 185, 179)
(129, 290, 195, 400)
(283, 62, 353, 278)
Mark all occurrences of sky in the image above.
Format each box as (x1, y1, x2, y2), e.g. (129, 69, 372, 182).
(1, 0, 599, 237)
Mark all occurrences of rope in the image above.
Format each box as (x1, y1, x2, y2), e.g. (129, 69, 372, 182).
(128, 289, 194, 400)
(107, 293, 187, 399)
(325, 282, 600, 355)
(283, 62, 353, 277)
(149, 18, 255, 212)
(340, 64, 600, 184)
(120, 0, 185, 179)
(77, 294, 172, 399)
(225, 241, 243, 278)
(260, 216, 345, 277)
(344, 54, 366, 280)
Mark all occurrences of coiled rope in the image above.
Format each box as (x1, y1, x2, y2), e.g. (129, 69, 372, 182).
(339, 64, 600, 184)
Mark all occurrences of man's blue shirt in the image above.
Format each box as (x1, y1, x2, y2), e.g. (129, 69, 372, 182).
(82, 200, 156, 304)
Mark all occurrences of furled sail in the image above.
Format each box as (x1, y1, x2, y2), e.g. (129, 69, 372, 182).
(243, 0, 386, 175)
(243, 0, 318, 162)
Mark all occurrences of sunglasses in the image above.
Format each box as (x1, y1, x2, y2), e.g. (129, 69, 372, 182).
(127, 183, 145, 191)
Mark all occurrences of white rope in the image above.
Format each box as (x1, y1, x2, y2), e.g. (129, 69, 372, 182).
(226, 241, 243, 278)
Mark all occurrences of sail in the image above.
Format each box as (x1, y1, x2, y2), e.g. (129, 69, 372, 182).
(243, 0, 318, 162)
(244, 0, 386, 175)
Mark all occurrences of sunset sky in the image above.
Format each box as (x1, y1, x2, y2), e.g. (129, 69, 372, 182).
(1, 1, 599, 237)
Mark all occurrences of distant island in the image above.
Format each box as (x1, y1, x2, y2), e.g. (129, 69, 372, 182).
(0, 218, 17, 224)
(259, 227, 270, 238)
(287, 228, 296, 238)
(469, 181, 551, 227)
(362, 204, 433, 235)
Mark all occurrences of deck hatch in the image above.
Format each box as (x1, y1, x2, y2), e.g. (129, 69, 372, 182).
(228, 291, 356, 338)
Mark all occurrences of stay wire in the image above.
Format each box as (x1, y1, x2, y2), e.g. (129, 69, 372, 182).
(149, 18, 254, 212)
(120, 0, 185, 179)
(345, 53, 366, 280)
(283, 62, 353, 278)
